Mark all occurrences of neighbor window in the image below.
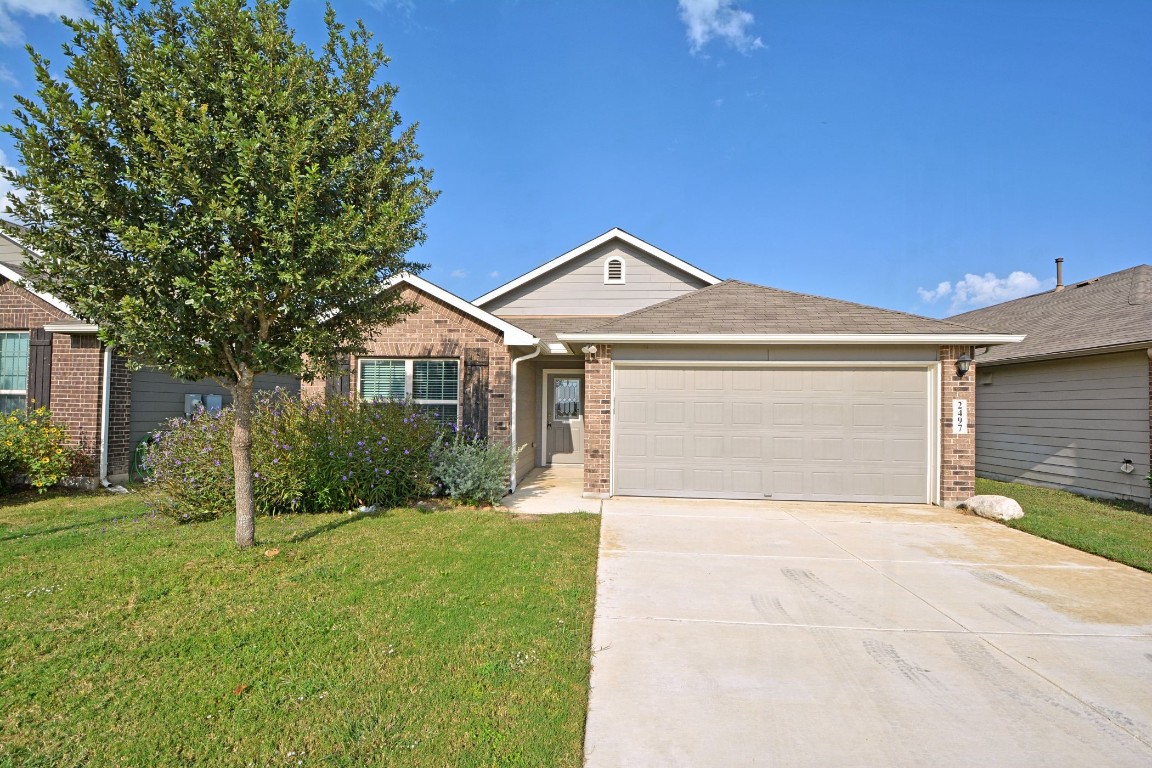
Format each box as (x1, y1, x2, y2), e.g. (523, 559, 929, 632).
(0, 332, 29, 414)
(604, 256, 625, 284)
(359, 358, 460, 426)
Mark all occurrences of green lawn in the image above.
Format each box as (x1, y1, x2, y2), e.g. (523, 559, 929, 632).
(0, 491, 601, 767)
(976, 478, 1152, 572)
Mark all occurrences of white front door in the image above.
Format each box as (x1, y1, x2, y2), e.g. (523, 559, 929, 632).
(546, 374, 585, 464)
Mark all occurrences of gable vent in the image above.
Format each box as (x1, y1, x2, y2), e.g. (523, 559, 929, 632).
(604, 257, 625, 284)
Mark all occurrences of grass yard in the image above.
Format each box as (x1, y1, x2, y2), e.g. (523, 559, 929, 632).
(976, 478, 1152, 573)
(0, 491, 601, 767)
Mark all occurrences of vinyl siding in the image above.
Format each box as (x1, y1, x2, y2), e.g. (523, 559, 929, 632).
(129, 368, 300, 448)
(976, 351, 1151, 502)
(481, 241, 710, 316)
(0, 236, 27, 271)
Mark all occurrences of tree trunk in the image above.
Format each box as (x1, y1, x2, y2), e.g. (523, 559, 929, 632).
(231, 371, 257, 548)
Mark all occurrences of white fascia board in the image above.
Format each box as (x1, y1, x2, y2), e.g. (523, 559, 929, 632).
(387, 273, 539, 346)
(473, 228, 722, 307)
(556, 333, 1027, 345)
(0, 261, 77, 317)
(43, 321, 100, 333)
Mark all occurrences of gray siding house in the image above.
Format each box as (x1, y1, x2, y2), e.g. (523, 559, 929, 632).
(950, 264, 1152, 504)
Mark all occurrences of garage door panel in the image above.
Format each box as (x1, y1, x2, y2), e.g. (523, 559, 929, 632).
(613, 365, 931, 503)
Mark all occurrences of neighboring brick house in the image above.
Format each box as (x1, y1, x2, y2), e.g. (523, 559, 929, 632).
(949, 263, 1152, 504)
(311, 229, 1022, 506)
(0, 227, 297, 485)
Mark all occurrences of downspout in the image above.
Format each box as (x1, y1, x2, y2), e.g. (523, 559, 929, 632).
(99, 343, 112, 489)
(508, 344, 542, 493)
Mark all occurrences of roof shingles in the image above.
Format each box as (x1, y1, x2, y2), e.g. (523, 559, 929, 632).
(569, 280, 991, 336)
(948, 265, 1152, 364)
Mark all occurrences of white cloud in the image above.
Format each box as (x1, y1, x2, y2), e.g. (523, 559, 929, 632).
(488, 271, 500, 279)
(449, 269, 468, 279)
(0, 0, 86, 46)
(917, 281, 951, 303)
(918, 270, 1055, 313)
(678, 0, 764, 55)
(0, 64, 17, 87)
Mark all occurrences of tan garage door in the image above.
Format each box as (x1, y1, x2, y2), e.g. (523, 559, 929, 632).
(613, 365, 932, 502)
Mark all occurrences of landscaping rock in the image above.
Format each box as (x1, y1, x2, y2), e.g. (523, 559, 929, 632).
(960, 495, 1024, 521)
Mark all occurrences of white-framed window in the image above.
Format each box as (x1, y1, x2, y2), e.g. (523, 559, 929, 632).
(359, 358, 460, 426)
(604, 256, 625, 284)
(0, 332, 29, 414)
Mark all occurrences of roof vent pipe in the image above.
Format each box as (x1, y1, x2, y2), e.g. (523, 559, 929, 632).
(1055, 258, 1064, 291)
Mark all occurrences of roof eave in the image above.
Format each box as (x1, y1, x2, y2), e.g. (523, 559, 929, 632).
(387, 274, 539, 347)
(976, 340, 1152, 367)
(556, 333, 1027, 345)
(473, 228, 721, 307)
(0, 262, 78, 318)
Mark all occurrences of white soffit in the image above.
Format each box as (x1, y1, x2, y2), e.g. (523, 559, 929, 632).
(473, 228, 722, 307)
(386, 273, 539, 346)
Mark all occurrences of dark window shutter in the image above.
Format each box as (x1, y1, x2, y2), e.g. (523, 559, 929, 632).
(326, 357, 351, 398)
(462, 351, 489, 438)
(27, 328, 52, 409)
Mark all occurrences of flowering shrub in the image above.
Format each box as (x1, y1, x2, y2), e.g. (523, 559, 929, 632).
(0, 407, 77, 492)
(433, 430, 520, 506)
(143, 393, 441, 521)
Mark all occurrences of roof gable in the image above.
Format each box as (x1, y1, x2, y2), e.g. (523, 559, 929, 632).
(0, 228, 79, 318)
(948, 264, 1152, 364)
(559, 280, 1022, 344)
(474, 228, 721, 311)
(388, 274, 538, 346)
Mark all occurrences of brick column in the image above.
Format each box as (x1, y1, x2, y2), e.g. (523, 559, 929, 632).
(1147, 351, 1151, 507)
(583, 344, 612, 498)
(939, 345, 976, 506)
(107, 353, 132, 478)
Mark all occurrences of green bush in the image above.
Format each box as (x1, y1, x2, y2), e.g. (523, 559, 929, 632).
(143, 393, 441, 521)
(0, 407, 77, 492)
(433, 430, 520, 506)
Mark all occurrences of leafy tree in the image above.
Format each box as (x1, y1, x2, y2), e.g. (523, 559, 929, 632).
(1, 0, 436, 547)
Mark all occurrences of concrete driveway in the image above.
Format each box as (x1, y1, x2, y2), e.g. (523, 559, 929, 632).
(583, 497, 1152, 767)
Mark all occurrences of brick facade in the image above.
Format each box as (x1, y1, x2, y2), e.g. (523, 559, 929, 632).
(939, 344, 976, 505)
(310, 286, 515, 443)
(0, 278, 126, 477)
(582, 344, 612, 497)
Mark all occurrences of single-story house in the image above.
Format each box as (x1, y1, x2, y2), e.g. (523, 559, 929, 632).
(305, 228, 1022, 506)
(949, 262, 1152, 504)
(0, 224, 298, 485)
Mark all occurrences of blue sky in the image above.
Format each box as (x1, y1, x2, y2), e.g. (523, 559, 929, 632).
(1, 0, 1149, 316)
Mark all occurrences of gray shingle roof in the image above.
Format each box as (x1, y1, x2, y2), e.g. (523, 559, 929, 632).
(495, 315, 614, 345)
(572, 280, 991, 336)
(947, 265, 1152, 364)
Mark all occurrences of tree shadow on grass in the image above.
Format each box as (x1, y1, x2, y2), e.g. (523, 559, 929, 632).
(0, 512, 142, 542)
(285, 510, 388, 543)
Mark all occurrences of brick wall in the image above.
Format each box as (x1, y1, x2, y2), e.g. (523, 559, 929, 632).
(582, 344, 612, 497)
(336, 286, 515, 443)
(939, 344, 976, 505)
(108, 354, 132, 477)
(1148, 353, 1151, 506)
(0, 278, 114, 475)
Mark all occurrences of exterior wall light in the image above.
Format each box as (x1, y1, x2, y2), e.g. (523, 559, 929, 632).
(955, 354, 972, 377)
(581, 345, 597, 355)
(1121, 459, 1134, 474)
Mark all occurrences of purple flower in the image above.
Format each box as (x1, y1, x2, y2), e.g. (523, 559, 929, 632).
(214, 459, 221, 466)
(384, 469, 390, 475)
